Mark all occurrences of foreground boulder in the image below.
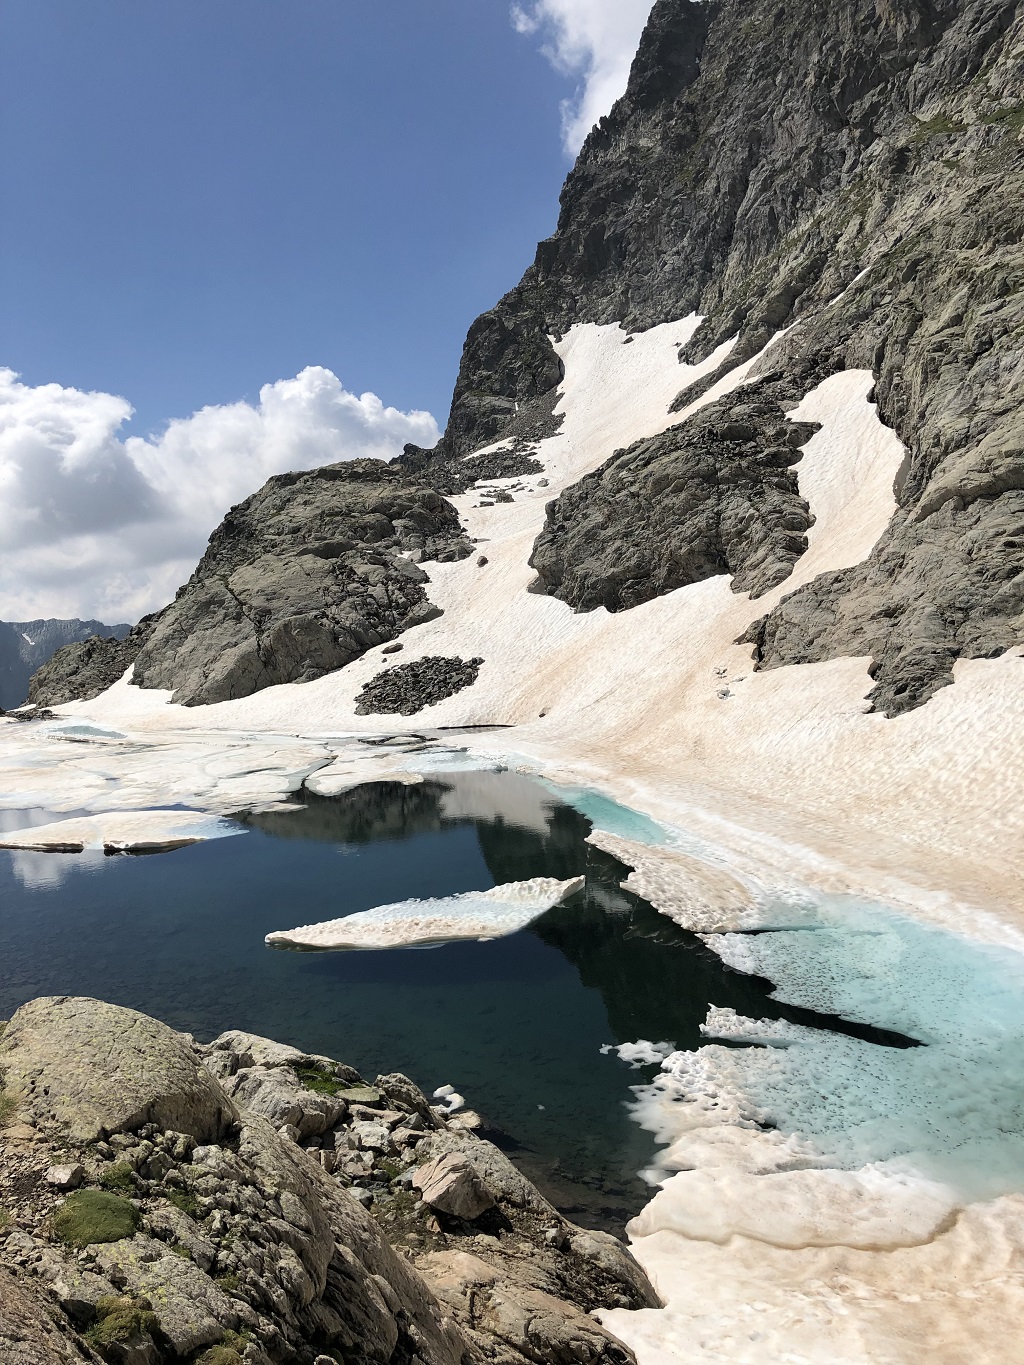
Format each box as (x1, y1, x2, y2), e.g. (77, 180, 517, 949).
(0, 998, 654, 1364)
(0, 998, 237, 1145)
(412, 1154, 496, 1221)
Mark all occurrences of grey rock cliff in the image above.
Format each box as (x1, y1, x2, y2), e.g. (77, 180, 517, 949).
(444, 0, 1024, 714)
(28, 0, 1024, 714)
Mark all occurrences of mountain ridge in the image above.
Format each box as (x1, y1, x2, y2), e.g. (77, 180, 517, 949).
(29, 0, 1024, 718)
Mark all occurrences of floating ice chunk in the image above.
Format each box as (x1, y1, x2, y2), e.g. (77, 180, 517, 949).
(265, 875, 585, 950)
(586, 830, 776, 934)
(432, 1085, 465, 1114)
(601, 1039, 677, 1068)
(0, 809, 242, 854)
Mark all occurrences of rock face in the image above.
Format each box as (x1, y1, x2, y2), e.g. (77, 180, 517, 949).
(398, 438, 546, 498)
(354, 656, 485, 716)
(1, 998, 238, 1145)
(0, 1265, 102, 1364)
(530, 391, 820, 611)
(32, 462, 473, 709)
(440, 0, 1024, 714)
(0, 999, 654, 1365)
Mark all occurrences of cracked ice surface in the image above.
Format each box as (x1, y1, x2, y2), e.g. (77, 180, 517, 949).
(265, 875, 585, 949)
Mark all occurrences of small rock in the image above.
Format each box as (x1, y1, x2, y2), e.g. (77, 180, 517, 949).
(44, 1164, 84, 1191)
(382, 642, 403, 654)
(446, 1109, 483, 1132)
(412, 1153, 496, 1221)
(335, 1086, 383, 1106)
(477, 555, 489, 567)
(2, 1123, 43, 1143)
(350, 1188, 374, 1209)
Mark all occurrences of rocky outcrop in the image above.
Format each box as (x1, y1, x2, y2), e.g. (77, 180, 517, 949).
(0, 1264, 102, 1364)
(31, 462, 473, 709)
(440, 0, 1024, 713)
(354, 657, 484, 716)
(530, 389, 819, 611)
(0, 997, 653, 1365)
(27, 618, 155, 709)
(397, 439, 545, 498)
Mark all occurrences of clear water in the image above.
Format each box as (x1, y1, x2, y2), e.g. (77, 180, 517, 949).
(0, 772, 917, 1229)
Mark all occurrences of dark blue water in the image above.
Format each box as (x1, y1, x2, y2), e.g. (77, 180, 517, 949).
(0, 773, 847, 1228)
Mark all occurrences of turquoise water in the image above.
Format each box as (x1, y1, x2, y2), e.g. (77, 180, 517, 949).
(0, 772, 924, 1228)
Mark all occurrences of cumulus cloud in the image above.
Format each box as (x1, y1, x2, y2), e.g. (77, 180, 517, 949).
(0, 366, 438, 623)
(512, 0, 655, 153)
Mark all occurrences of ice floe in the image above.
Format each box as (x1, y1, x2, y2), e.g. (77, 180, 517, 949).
(600, 888, 1024, 1364)
(0, 809, 241, 854)
(265, 875, 585, 949)
(600, 1040, 677, 1069)
(432, 1084, 466, 1115)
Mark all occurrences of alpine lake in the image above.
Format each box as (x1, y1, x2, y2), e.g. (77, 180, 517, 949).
(0, 766, 907, 1231)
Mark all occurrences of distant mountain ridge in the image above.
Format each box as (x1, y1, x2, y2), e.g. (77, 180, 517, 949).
(0, 618, 130, 710)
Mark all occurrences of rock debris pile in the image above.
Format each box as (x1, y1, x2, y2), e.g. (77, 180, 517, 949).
(0, 997, 655, 1365)
(355, 657, 485, 717)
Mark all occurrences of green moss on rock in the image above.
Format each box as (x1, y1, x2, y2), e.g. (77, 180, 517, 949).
(99, 1161, 136, 1193)
(294, 1064, 345, 1096)
(52, 1189, 140, 1248)
(85, 1294, 159, 1351)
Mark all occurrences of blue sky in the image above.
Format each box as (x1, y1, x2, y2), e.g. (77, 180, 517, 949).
(0, 0, 654, 620)
(3, 1, 573, 434)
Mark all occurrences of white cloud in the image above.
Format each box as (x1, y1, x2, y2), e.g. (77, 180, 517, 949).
(512, 0, 656, 153)
(0, 366, 439, 623)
